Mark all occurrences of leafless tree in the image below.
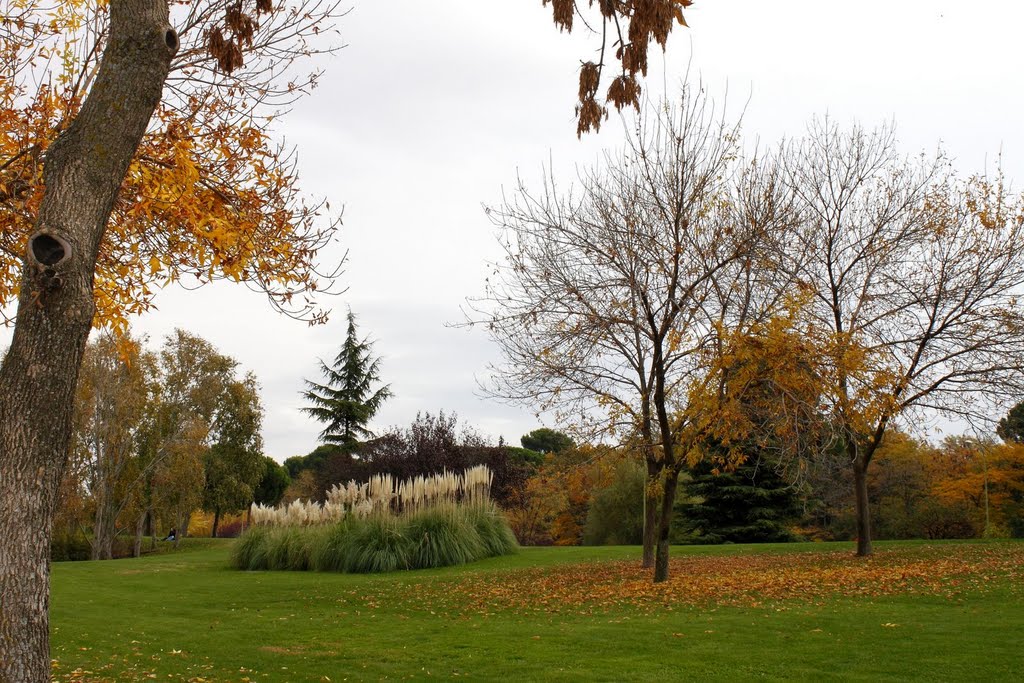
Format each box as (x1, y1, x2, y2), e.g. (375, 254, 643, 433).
(470, 88, 799, 580)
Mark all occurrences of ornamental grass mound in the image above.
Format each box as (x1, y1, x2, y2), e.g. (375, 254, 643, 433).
(232, 465, 518, 573)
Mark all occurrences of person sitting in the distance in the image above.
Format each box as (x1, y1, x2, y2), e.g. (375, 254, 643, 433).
(163, 528, 176, 542)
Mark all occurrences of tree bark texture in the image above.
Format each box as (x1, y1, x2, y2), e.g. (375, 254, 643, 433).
(0, 2, 175, 679)
(853, 457, 873, 557)
(133, 508, 147, 558)
(653, 467, 681, 583)
(91, 498, 116, 560)
(642, 456, 659, 568)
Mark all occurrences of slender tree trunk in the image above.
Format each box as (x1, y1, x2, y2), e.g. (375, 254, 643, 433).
(91, 494, 120, 560)
(643, 456, 659, 568)
(174, 511, 187, 548)
(853, 457, 873, 556)
(0, 2, 176, 678)
(212, 508, 221, 538)
(650, 341, 676, 583)
(654, 467, 681, 583)
(133, 508, 146, 557)
(91, 502, 108, 560)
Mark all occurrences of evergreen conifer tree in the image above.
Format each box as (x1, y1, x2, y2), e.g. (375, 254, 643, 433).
(302, 310, 392, 447)
(675, 455, 799, 544)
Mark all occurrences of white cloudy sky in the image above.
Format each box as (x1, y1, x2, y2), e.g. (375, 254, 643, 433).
(7, 1, 1024, 460)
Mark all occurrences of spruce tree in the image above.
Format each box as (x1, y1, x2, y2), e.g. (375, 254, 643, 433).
(675, 455, 799, 544)
(302, 310, 392, 447)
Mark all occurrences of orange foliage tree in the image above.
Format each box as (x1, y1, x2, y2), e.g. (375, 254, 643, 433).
(782, 122, 1024, 556)
(506, 444, 632, 546)
(0, 0, 346, 332)
(930, 438, 1024, 537)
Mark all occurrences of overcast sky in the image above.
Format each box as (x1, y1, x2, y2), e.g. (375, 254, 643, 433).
(7, 1, 1024, 460)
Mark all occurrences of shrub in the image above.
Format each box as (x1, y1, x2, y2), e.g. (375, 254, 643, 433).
(469, 506, 519, 557)
(310, 519, 355, 572)
(216, 518, 245, 539)
(264, 526, 319, 571)
(51, 531, 91, 562)
(342, 515, 413, 573)
(231, 526, 272, 570)
(583, 459, 645, 545)
(406, 507, 483, 569)
(234, 503, 517, 574)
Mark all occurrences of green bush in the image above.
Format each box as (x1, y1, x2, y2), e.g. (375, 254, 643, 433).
(233, 504, 517, 573)
(583, 459, 645, 545)
(469, 506, 520, 557)
(342, 515, 413, 573)
(311, 520, 354, 572)
(51, 531, 92, 562)
(406, 507, 483, 568)
(231, 525, 272, 570)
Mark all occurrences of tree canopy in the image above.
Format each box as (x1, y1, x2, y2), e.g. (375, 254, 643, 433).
(0, 0, 346, 333)
(521, 428, 574, 454)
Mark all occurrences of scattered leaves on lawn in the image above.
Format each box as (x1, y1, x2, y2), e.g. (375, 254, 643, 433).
(402, 544, 1024, 616)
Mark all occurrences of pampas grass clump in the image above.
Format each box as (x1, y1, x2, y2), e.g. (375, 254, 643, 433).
(233, 503, 517, 573)
(233, 464, 517, 573)
(406, 507, 485, 569)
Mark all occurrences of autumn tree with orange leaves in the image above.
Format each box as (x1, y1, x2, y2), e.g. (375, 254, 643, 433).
(782, 122, 1024, 557)
(0, 0, 345, 677)
(0, 0, 346, 333)
(0, 1, 696, 677)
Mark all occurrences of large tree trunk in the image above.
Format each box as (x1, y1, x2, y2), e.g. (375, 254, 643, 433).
(853, 457, 873, 556)
(654, 467, 681, 583)
(643, 456, 659, 568)
(0, 2, 176, 679)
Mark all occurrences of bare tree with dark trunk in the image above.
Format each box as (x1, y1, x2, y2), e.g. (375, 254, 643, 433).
(471, 89, 795, 580)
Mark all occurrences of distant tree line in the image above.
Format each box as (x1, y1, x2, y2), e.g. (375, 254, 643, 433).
(505, 414, 1024, 547)
(52, 330, 288, 560)
(284, 412, 543, 509)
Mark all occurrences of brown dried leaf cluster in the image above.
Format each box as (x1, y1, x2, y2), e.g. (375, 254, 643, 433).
(545, 0, 575, 32)
(552, 0, 694, 135)
(207, 0, 271, 74)
(606, 73, 640, 110)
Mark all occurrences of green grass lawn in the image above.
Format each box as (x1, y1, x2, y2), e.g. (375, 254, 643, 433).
(51, 539, 1024, 682)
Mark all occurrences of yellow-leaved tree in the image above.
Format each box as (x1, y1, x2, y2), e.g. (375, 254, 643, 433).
(0, 0, 346, 333)
(0, 1, 698, 677)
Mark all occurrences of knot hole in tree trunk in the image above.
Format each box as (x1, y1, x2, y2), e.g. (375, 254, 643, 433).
(165, 28, 179, 53)
(29, 232, 69, 267)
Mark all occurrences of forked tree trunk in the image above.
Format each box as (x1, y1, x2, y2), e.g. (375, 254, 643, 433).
(0, 3, 176, 679)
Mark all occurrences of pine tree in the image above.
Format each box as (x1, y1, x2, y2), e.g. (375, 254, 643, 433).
(302, 310, 392, 447)
(675, 455, 799, 545)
